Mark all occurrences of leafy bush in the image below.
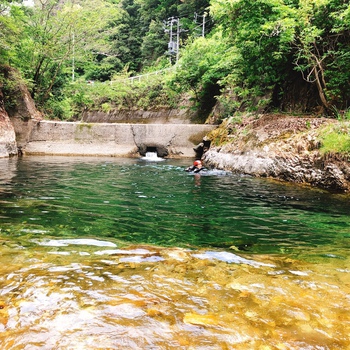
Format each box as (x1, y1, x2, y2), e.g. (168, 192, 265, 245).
(43, 70, 181, 120)
(43, 97, 74, 120)
(168, 34, 235, 120)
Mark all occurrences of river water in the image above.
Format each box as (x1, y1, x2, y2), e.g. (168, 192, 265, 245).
(0, 156, 349, 349)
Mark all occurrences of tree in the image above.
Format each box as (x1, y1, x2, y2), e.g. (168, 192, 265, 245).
(12, 0, 118, 106)
(210, 0, 297, 106)
(293, 0, 350, 112)
(141, 20, 168, 67)
(0, 1, 23, 65)
(210, 0, 350, 114)
(169, 33, 235, 119)
(106, 0, 143, 73)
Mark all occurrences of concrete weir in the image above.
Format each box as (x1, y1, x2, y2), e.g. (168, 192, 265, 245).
(24, 121, 216, 158)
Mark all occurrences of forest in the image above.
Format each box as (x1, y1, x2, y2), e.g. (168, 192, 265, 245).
(1, 0, 350, 122)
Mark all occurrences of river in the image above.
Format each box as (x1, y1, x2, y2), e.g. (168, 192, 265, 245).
(0, 156, 349, 349)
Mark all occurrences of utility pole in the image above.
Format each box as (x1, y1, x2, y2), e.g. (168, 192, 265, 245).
(164, 17, 181, 64)
(202, 12, 207, 37)
(176, 18, 180, 63)
(72, 32, 75, 82)
(194, 12, 208, 38)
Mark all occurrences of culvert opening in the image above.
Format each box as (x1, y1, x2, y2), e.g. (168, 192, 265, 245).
(138, 145, 169, 158)
(146, 146, 158, 154)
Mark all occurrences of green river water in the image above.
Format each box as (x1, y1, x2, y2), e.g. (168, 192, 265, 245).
(0, 156, 349, 349)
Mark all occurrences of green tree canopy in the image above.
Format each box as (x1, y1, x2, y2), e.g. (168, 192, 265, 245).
(0, 1, 24, 65)
(208, 0, 350, 113)
(11, 0, 118, 106)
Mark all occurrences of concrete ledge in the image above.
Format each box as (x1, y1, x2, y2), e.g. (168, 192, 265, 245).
(24, 121, 216, 158)
(25, 142, 137, 157)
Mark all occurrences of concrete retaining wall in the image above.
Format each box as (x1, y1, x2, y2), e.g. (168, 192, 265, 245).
(24, 121, 216, 158)
(81, 108, 192, 124)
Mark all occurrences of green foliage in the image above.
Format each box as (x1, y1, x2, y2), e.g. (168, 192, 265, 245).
(209, 0, 350, 114)
(2, 0, 350, 121)
(291, 0, 350, 112)
(0, 4, 24, 64)
(209, 0, 297, 111)
(141, 20, 168, 67)
(168, 33, 235, 119)
(344, 109, 350, 121)
(43, 97, 74, 120)
(9, 0, 118, 108)
(48, 70, 180, 120)
(0, 65, 32, 114)
(318, 122, 350, 155)
(0, 67, 18, 111)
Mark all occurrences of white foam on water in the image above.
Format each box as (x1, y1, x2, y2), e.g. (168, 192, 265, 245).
(34, 238, 117, 247)
(142, 152, 165, 161)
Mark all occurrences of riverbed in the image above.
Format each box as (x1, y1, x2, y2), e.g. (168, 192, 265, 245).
(0, 156, 349, 349)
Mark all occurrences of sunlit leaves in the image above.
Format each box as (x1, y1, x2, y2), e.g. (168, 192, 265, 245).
(10, 0, 119, 107)
(208, 0, 350, 113)
(169, 33, 234, 109)
(0, 4, 25, 64)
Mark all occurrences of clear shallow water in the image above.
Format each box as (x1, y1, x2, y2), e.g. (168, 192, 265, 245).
(0, 156, 350, 349)
(1, 156, 349, 256)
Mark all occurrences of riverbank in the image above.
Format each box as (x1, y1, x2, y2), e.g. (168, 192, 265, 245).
(203, 114, 350, 192)
(1, 79, 350, 190)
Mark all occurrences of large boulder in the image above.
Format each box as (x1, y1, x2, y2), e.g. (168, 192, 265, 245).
(0, 66, 42, 150)
(0, 89, 17, 157)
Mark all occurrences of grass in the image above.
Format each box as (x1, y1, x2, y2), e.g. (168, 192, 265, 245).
(318, 122, 350, 155)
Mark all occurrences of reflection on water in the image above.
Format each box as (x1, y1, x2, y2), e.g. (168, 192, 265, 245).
(0, 156, 350, 349)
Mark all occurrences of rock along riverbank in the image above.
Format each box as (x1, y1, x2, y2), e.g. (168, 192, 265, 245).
(203, 114, 350, 192)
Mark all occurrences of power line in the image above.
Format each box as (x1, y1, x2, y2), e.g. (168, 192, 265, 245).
(163, 12, 210, 63)
(194, 12, 208, 37)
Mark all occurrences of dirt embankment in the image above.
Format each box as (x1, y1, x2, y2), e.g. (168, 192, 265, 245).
(203, 114, 350, 192)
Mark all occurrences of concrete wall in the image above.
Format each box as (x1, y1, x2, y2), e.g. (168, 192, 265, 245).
(81, 108, 193, 124)
(24, 121, 216, 158)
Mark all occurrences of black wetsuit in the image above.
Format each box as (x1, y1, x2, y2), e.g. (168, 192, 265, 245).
(185, 166, 207, 173)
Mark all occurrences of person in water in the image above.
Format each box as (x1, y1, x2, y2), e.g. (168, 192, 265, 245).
(185, 160, 206, 173)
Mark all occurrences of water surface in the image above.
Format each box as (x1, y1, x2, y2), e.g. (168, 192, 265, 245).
(0, 156, 349, 349)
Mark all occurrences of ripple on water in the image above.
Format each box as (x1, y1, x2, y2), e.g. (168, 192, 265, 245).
(1, 157, 350, 348)
(33, 238, 118, 247)
(0, 243, 350, 349)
